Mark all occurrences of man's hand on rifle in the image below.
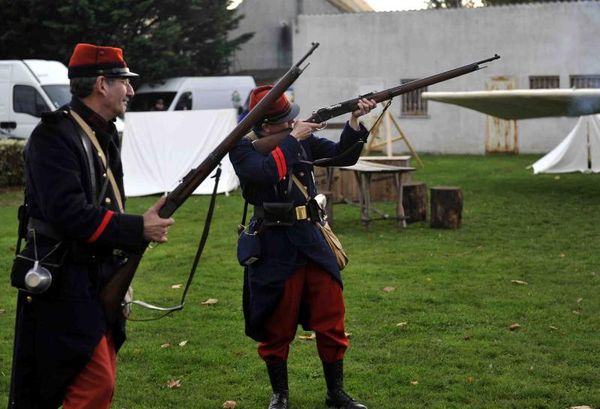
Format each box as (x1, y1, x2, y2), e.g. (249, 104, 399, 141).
(143, 196, 175, 243)
(349, 98, 377, 130)
(290, 120, 324, 141)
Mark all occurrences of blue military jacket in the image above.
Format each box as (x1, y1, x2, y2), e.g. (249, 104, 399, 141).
(9, 98, 145, 408)
(229, 122, 368, 341)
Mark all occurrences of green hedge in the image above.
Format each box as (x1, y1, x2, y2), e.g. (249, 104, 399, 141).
(0, 139, 26, 188)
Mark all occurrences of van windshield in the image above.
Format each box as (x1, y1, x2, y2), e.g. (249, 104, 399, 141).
(42, 85, 71, 109)
(129, 92, 176, 112)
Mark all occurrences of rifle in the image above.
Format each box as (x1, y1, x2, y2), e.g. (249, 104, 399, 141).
(252, 54, 501, 155)
(99, 42, 320, 324)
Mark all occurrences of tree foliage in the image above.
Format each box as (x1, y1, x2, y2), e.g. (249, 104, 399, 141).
(0, 0, 252, 83)
(428, 0, 575, 8)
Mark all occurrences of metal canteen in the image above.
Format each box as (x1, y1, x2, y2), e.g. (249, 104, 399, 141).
(314, 193, 327, 210)
(24, 260, 52, 293)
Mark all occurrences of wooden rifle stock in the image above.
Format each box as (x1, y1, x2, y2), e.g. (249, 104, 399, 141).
(253, 54, 501, 154)
(99, 42, 320, 324)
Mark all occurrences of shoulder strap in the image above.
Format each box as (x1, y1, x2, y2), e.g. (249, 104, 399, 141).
(75, 124, 99, 205)
(69, 110, 124, 212)
(292, 174, 309, 199)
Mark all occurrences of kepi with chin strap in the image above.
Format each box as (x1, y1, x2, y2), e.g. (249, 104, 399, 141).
(68, 43, 139, 79)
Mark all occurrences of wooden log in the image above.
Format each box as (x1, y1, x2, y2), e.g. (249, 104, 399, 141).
(430, 186, 462, 229)
(402, 182, 427, 223)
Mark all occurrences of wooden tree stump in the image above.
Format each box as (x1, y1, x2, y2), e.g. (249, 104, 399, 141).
(402, 182, 427, 223)
(430, 186, 463, 229)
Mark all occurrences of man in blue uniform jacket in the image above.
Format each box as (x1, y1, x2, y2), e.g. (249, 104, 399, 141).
(230, 86, 376, 409)
(8, 43, 174, 408)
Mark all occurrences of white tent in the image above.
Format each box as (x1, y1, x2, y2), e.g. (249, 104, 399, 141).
(122, 109, 240, 197)
(531, 114, 600, 174)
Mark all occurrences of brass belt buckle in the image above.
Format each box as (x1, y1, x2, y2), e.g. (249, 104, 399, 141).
(295, 205, 307, 220)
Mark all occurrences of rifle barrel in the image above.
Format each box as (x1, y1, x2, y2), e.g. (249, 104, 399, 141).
(309, 54, 501, 123)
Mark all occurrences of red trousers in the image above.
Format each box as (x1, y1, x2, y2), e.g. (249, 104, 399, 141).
(258, 263, 349, 363)
(63, 332, 116, 409)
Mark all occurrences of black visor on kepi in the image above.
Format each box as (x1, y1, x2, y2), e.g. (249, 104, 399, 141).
(263, 103, 300, 124)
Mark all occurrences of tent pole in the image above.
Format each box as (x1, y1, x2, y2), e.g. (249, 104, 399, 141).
(587, 120, 591, 170)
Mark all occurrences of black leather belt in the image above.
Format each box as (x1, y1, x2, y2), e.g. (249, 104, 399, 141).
(254, 201, 322, 226)
(254, 203, 309, 226)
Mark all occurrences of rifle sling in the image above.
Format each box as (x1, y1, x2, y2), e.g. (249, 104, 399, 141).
(126, 165, 223, 320)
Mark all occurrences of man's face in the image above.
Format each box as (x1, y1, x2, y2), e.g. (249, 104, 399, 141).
(262, 119, 294, 135)
(104, 77, 135, 117)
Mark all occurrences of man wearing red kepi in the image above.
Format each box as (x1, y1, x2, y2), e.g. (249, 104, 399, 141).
(7, 43, 174, 408)
(230, 86, 376, 409)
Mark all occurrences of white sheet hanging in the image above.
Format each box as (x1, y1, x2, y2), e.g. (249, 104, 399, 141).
(121, 109, 240, 196)
(531, 114, 600, 174)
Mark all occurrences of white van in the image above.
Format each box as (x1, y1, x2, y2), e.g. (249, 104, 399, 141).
(0, 59, 126, 139)
(129, 76, 256, 113)
(0, 60, 72, 139)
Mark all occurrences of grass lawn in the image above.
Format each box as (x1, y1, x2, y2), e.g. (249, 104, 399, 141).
(0, 154, 599, 408)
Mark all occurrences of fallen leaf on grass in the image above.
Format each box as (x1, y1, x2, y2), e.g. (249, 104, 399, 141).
(509, 323, 521, 331)
(160, 343, 172, 348)
(511, 280, 528, 285)
(559, 253, 566, 258)
(572, 310, 581, 315)
(467, 376, 475, 384)
(549, 325, 558, 331)
(223, 400, 237, 408)
(410, 380, 418, 385)
(345, 332, 352, 338)
(298, 333, 316, 341)
(570, 406, 593, 409)
(382, 287, 395, 293)
(171, 284, 183, 289)
(167, 379, 182, 389)
(179, 340, 188, 347)
(576, 298, 583, 304)
(396, 322, 408, 328)
(201, 298, 218, 305)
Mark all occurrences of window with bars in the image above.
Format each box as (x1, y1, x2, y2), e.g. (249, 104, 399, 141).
(529, 76, 560, 89)
(400, 79, 428, 117)
(570, 75, 600, 88)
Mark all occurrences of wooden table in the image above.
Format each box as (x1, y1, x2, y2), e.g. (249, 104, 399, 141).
(327, 159, 415, 228)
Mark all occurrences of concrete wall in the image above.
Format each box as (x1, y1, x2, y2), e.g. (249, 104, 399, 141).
(229, 0, 341, 73)
(292, 1, 600, 154)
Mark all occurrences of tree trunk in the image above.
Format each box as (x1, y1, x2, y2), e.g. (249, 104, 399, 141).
(430, 186, 462, 229)
(402, 182, 427, 223)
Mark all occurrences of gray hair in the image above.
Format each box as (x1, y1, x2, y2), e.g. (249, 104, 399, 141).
(70, 77, 118, 98)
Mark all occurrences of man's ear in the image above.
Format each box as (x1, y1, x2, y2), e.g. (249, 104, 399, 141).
(95, 76, 109, 96)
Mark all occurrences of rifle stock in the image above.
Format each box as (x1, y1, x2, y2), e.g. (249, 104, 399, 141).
(252, 54, 500, 154)
(99, 42, 320, 324)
